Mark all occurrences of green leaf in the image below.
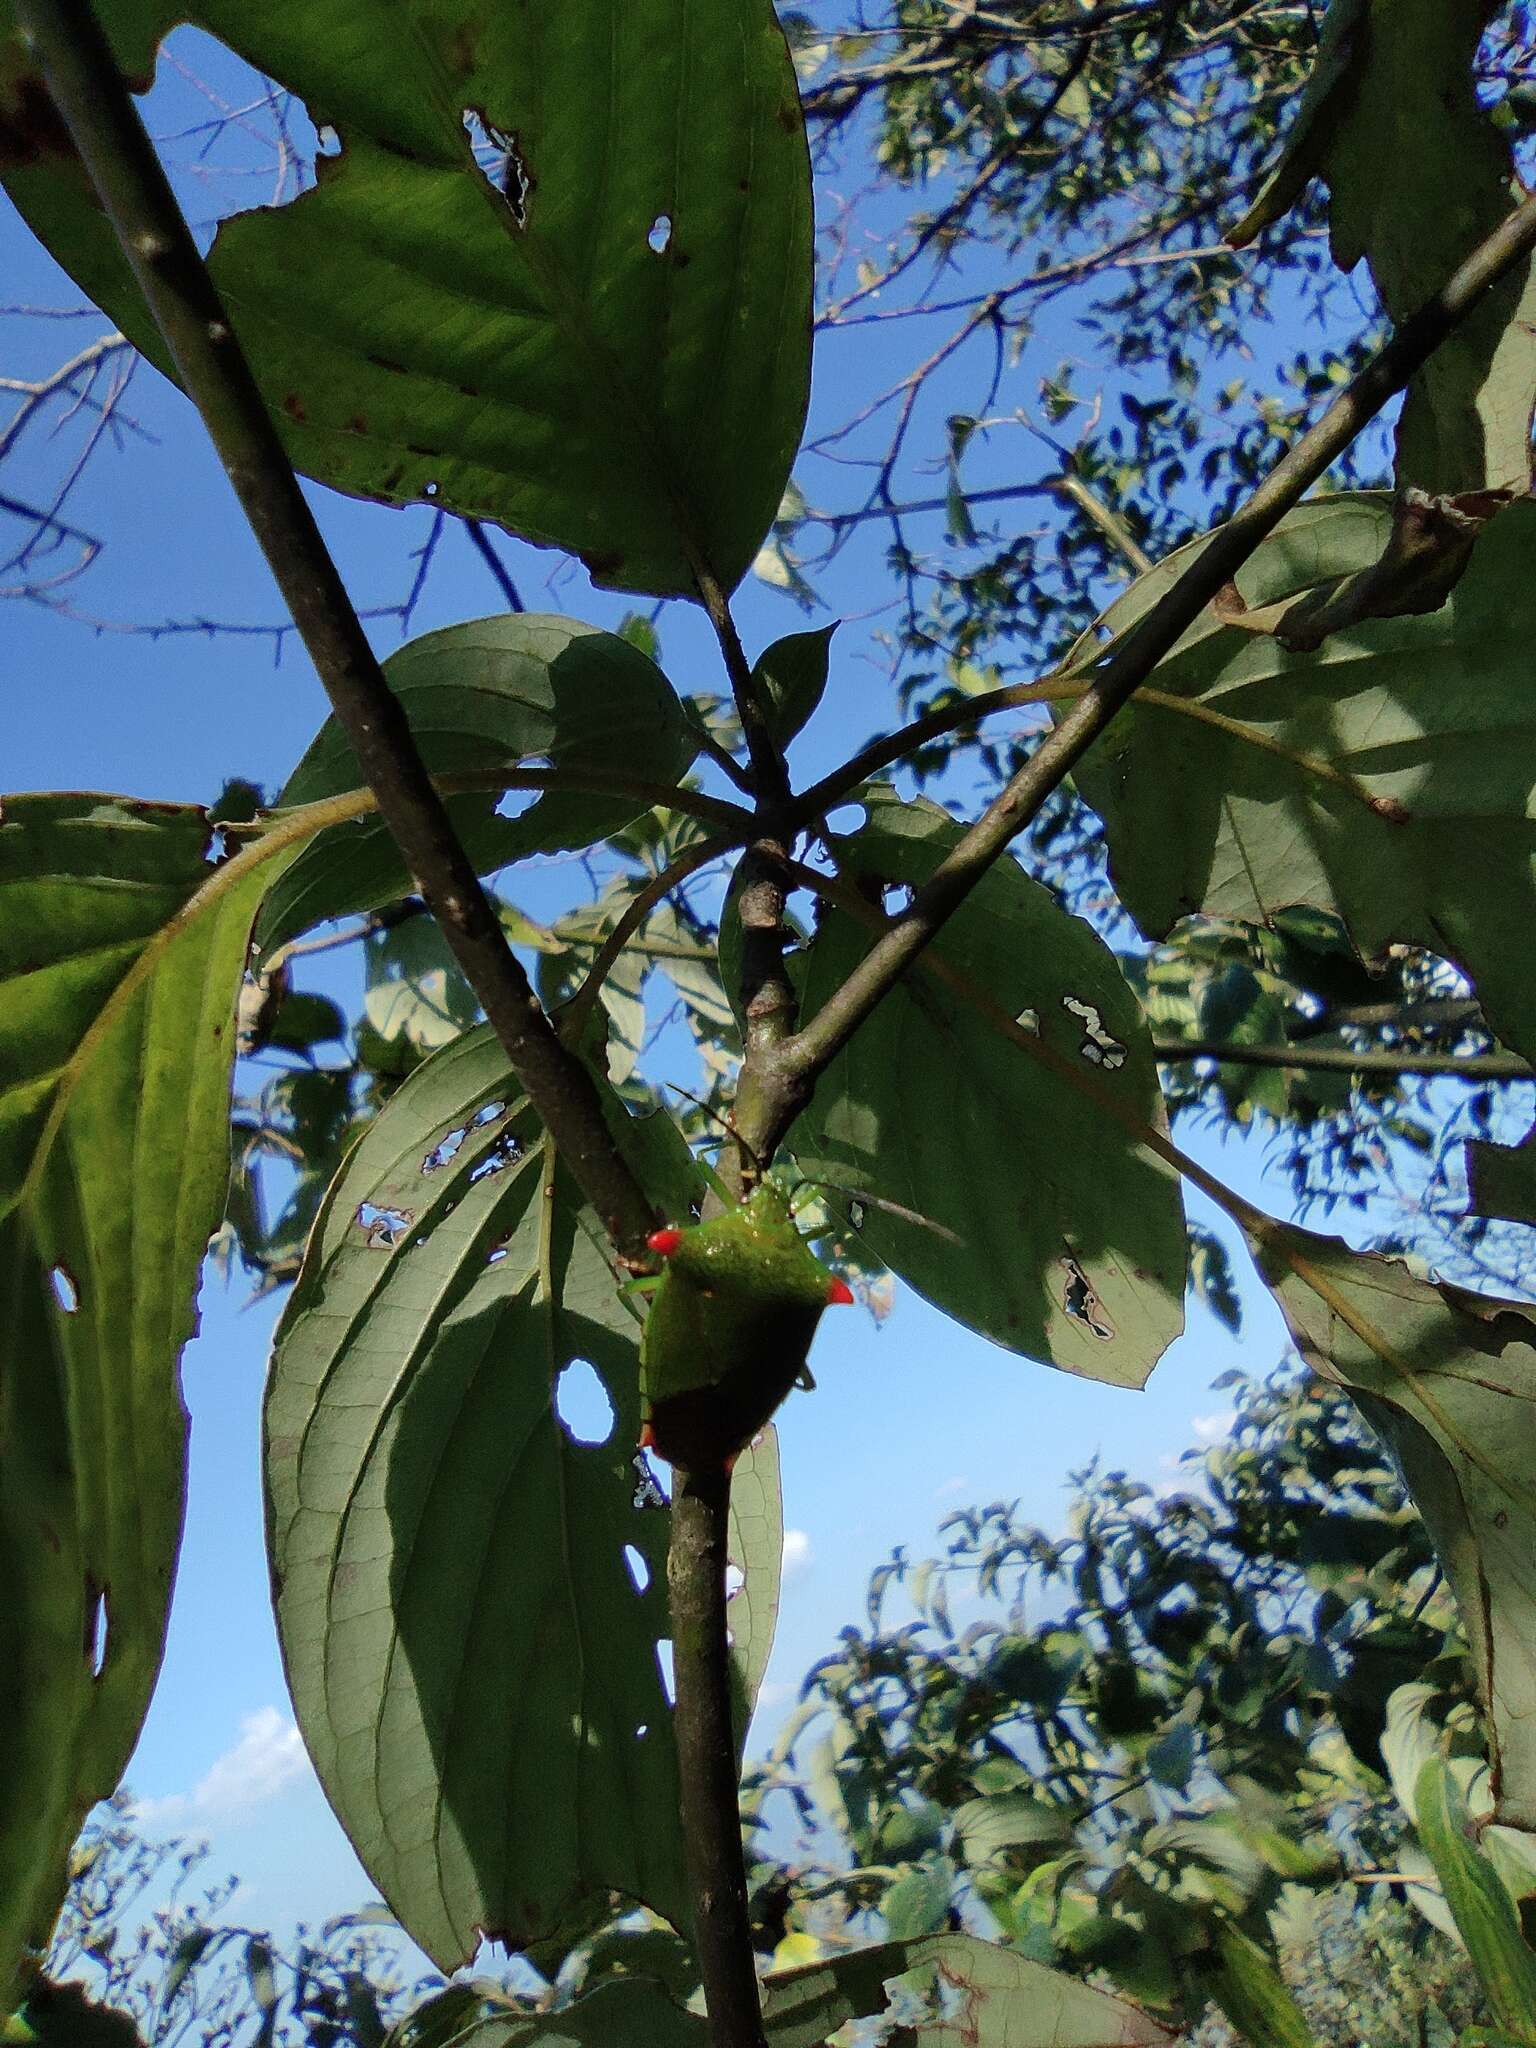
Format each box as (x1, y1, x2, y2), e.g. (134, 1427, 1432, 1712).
(1256, 1222, 1536, 1835)
(0, 794, 301, 2009)
(266, 1025, 744, 1964)
(1416, 1757, 1536, 2042)
(791, 790, 1185, 1385)
(5, 1978, 144, 2047)
(1200, 1922, 1322, 2048)
(753, 624, 836, 747)
(259, 615, 696, 946)
(726, 1424, 783, 1762)
(881, 1857, 955, 1939)
(1146, 1723, 1198, 1793)
(1230, 2, 1536, 503)
(952, 1791, 1072, 1873)
(1075, 496, 1536, 1065)
(407, 1977, 709, 2047)
(1468, 1128, 1536, 1229)
(358, 915, 480, 1073)
(0, 0, 812, 598)
(757, 1933, 1173, 2047)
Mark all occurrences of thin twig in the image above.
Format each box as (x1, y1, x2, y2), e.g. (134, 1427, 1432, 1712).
(564, 833, 742, 1033)
(17, 0, 660, 1259)
(1154, 1038, 1534, 1080)
(461, 517, 525, 611)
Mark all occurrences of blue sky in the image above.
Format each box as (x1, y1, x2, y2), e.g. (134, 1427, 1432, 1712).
(0, 23, 1485, 1956)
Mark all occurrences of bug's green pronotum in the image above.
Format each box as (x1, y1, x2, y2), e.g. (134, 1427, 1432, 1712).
(635, 1179, 853, 1472)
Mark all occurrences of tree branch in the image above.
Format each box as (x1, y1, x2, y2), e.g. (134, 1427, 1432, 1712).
(1154, 1038, 1534, 1081)
(18, 0, 661, 1257)
(668, 1469, 770, 2048)
(775, 185, 1536, 1143)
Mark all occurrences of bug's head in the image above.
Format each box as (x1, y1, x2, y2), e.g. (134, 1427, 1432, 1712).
(825, 1275, 854, 1306)
(647, 1226, 685, 1258)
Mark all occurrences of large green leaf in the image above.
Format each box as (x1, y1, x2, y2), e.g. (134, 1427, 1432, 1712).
(265, 1024, 781, 1964)
(0, 794, 298, 2008)
(791, 791, 1185, 1386)
(1231, 0, 1536, 508)
(1257, 1222, 1536, 1834)
(1415, 1758, 1536, 2041)
(0, 0, 812, 597)
(1074, 495, 1536, 1064)
(258, 614, 696, 947)
(757, 1934, 1173, 2047)
(398, 1978, 709, 2047)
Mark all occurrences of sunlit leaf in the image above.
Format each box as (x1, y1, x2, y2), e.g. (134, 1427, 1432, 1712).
(1075, 496, 1536, 1065)
(757, 1933, 1173, 2046)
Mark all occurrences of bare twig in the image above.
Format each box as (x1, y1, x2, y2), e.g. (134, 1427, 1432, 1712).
(17, 0, 661, 1258)
(1154, 1038, 1534, 1081)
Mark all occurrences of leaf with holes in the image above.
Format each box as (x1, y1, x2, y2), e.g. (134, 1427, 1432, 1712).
(757, 1933, 1173, 2047)
(1073, 495, 1536, 1065)
(0, 793, 302, 2011)
(1256, 1220, 1536, 1834)
(0, 0, 812, 597)
(265, 1024, 778, 1963)
(258, 615, 696, 948)
(791, 791, 1185, 1385)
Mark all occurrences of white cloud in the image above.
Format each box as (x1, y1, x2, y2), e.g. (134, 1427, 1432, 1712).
(781, 1528, 814, 1582)
(135, 1707, 308, 1826)
(932, 1475, 970, 1504)
(1190, 1409, 1236, 1447)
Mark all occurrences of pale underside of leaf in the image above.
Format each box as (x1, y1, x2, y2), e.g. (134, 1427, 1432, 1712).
(792, 790, 1185, 1388)
(1075, 495, 1536, 1066)
(1231, 0, 1536, 506)
(266, 1025, 781, 1964)
(0, 0, 814, 597)
(1258, 1222, 1536, 1835)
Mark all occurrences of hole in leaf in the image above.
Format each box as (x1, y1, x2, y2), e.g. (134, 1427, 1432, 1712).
(1062, 995, 1125, 1070)
(624, 1545, 651, 1593)
(462, 107, 529, 225)
(635, 1723, 650, 1740)
(487, 1243, 509, 1266)
(847, 1199, 866, 1231)
(656, 1639, 676, 1705)
(632, 1453, 669, 1508)
(356, 1203, 413, 1249)
(1061, 1254, 1116, 1341)
(469, 1133, 522, 1184)
(647, 213, 672, 254)
(724, 1562, 745, 1601)
(555, 1360, 615, 1445)
(473, 1100, 508, 1127)
(422, 1124, 469, 1174)
(823, 803, 866, 837)
(495, 787, 539, 822)
(84, 1579, 108, 1678)
(1016, 1007, 1040, 1035)
(50, 1265, 80, 1314)
(316, 124, 341, 158)
(424, 480, 440, 499)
